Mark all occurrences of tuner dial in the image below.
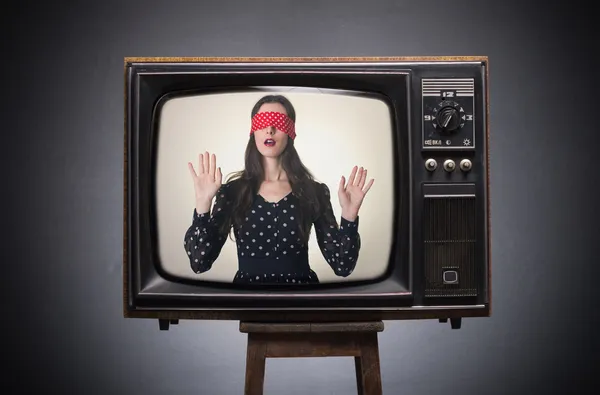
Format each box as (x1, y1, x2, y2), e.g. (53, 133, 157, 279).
(431, 101, 466, 133)
(460, 159, 472, 172)
(443, 159, 456, 172)
(425, 158, 437, 171)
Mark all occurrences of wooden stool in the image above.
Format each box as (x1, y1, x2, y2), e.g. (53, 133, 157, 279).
(240, 321, 384, 395)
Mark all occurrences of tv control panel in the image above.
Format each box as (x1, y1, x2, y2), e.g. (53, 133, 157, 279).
(421, 78, 475, 150)
(415, 68, 488, 307)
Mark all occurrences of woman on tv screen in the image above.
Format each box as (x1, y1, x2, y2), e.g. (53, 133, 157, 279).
(183, 95, 374, 285)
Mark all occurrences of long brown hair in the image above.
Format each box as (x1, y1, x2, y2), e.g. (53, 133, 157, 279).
(218, 95, 322, 244)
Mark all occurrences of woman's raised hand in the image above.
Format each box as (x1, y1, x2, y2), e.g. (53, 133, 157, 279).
(338, 166, 374, 222)
(188, 152, 222, 214)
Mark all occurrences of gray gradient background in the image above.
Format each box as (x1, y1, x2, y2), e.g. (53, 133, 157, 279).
(4, 1, 597, 394)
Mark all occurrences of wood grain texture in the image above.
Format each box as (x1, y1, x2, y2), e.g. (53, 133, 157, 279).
(124, 55, 487, 64)
(245, 336, 267, 394)
(242, 321, 384, 395)
(123, 307, 489, 321)
(485, 58, 492, 316)
(240, 321, 384, 333)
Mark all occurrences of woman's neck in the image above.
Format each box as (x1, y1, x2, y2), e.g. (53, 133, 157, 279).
(262, 156, 287, 182)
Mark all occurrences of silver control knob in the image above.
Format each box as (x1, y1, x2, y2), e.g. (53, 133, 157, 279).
(425, 158, 437, 171)
(460, 159, 472, 172)
(443, 159, 456, 172)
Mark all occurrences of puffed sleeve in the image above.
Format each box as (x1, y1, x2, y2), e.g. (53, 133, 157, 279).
(313, 183, 361, 277)
(183, 183, 232, 274)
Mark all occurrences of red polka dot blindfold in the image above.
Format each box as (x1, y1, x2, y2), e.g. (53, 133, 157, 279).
(250, 111, 296, 140)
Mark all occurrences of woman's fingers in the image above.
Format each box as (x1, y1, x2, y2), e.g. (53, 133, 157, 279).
(338, 175, 346, 194)
(202, 151, 210, 174)
(209, 153, 216, 178)
(196, 152, 218, 177)
(358, 169, 367, 189)
(199, 152, 204, 174)
(187, 162, 197, 179)
(363, 178, 375, 194)
(346, 166, 357, 186)
(216, 166, 223, 185)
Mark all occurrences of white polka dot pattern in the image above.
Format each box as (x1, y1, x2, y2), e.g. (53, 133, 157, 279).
(183, 181, 361, 284)
(250, 111, 296, 140)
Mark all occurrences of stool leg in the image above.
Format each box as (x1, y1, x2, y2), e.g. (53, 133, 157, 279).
(354, 356, 365, 394)
(358, 334, 382, 395)
(245, 334, 267, 395)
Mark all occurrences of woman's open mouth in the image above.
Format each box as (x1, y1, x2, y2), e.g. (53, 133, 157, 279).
(264, 139, 276, 147)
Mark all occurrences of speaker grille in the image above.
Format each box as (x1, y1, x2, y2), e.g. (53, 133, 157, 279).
(423, 195, 478, 297)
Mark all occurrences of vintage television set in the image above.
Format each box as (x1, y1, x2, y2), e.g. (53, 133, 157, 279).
(123, 56, 491, 330)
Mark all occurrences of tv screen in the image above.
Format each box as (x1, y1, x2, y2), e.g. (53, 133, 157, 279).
(155, 87, 394, 285)
(124, 57, 491, 326)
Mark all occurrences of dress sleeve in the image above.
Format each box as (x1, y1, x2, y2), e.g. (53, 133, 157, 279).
(313, 183, 361, 277)
(183, 183, 232, 274)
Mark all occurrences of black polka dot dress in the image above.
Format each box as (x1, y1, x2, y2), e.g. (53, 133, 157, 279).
(184, 181, 361, 285)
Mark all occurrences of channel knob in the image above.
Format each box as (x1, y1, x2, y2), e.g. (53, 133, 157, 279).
(431, 101, 466, 133)
(436, 107, 461, 132)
